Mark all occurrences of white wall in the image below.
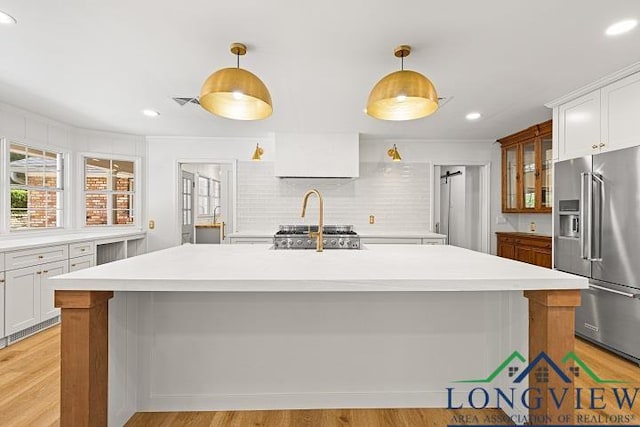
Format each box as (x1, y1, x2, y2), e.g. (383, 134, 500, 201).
(0, 102, 146, 233)
(146, 136, 494, 252)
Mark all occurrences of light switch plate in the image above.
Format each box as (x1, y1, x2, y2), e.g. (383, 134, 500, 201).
(369, 215, 375, 224)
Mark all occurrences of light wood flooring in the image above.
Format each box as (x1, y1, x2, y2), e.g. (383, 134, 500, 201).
(0, 324, 638, 426)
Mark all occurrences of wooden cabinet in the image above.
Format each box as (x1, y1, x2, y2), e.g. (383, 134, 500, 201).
(496, 232, 552, 268)
(499, 120, 553, 213)
(555, 71, 640, 161)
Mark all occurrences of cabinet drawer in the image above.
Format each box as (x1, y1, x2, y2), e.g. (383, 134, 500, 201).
(5, 245, 69, 271)
(497, 236, 516, 244)
(514, 237, 552, 250)
(422, 238, 446, 245)
(229, 237, 272, 244)
(69, 241, 95, 258)
(360, 237, 422, 245)
(69, 254, 95, 272)
(0, 253, 4, 271)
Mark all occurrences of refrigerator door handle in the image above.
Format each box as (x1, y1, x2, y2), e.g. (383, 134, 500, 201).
(589, 174, 604, 262)
(589, 283, 639, 298)
(580, 172, 590, 260)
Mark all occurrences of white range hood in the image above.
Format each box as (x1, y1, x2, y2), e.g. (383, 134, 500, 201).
(274, 133, 359, 178)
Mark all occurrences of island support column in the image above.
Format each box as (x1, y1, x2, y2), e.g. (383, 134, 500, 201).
(524, 290, 581, 425)
(55, 290, 113, 427)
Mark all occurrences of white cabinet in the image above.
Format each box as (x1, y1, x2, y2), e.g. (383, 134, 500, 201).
(40, 260, 68, 321)
(555, 71, 640, 161)
(601, 71, 640, 153)
(557, 91, 602, 160)
(360, 237, 446, 245)
(5, 245, 68, 271)
(69, 241, 94, 258)
(5, 260, 67, 334)
(0, 272, 5, 338)
(229, 237, 272, 244)
(5, 266, 40, 335)
(69, 254, 95, 272)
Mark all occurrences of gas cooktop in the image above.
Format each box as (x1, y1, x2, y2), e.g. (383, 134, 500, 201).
(273, 225, 360, 249)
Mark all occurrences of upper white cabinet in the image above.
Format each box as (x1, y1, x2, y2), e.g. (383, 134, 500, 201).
(275, 133, 359, 178)
(558, 91, 601, 160)
(554, 70, 640, 161)
(601, 71, 640, 152)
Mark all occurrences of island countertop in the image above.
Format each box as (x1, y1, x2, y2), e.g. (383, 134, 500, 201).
(50, 243, 588, 292)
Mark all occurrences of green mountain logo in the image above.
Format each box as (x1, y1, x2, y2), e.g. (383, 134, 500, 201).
(455, 350, 628, 384)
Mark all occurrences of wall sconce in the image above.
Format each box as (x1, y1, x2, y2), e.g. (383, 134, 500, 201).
(252, 143, 264, 161)
(387, 144, 402, 161)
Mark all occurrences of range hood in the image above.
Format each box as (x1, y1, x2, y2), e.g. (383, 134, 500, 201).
(274, 133, 359, 178)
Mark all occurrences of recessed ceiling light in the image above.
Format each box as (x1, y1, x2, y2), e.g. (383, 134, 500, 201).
(605, 19, 638, 36)
(0, 10, 17, 25)
(465, 112, 482, 121)
(142, 109, 160, 117)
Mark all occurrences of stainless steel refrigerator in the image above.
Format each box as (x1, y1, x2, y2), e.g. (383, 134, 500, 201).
(554, 145, 640, 364)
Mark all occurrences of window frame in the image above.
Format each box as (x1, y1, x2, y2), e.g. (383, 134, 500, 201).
(197, 175, 211, 216)
(3, 138, 69, 233)
(80, 153, 141, 228)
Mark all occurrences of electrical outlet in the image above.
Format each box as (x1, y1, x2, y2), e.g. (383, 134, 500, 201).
(369, 215, 375, 224)
(530, 221, 536, 232)
(148, 220, 155, 230)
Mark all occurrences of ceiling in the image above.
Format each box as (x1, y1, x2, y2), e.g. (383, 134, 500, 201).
(0, 0, 639, 140)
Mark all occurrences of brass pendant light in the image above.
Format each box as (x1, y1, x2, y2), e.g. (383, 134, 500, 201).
(251, 143, 264, 161)
(366, 45, 438, 121)
(387, 144, 402, 161)
(200, 43, 273, 120)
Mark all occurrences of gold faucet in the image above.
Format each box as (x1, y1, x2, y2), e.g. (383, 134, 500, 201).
(301, 189, 324, 252)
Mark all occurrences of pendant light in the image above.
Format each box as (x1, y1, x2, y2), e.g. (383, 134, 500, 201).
(387, 144, 402, 161)
(251, 143, 264, 161)
(200, 43, 273, 120)
(366, 45, 438, 121)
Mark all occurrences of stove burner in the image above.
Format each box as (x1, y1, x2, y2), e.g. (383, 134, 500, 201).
(274, 225, 360, 249)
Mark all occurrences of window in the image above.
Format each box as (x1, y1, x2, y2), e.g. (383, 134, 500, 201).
(197, 176, 210, 215)
(197, 176, 221, 218)
(84, 157, 135, 226)
(9, 143, 64, 230)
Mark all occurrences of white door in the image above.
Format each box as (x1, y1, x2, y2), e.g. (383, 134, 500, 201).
(558, 90, 602, 160)
(181, 170, 195, 244)
(5, 266, 41, 335)
(40, 260, 68, 321)
(601, 71, 640, 153)
(219, 164, 234, 243)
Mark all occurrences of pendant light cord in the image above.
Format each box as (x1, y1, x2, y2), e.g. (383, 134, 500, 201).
(236, 52, 240, 68)
(401, 55, 404, 71)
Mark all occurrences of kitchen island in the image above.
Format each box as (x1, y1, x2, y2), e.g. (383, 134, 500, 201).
(51, 244, 587, 426)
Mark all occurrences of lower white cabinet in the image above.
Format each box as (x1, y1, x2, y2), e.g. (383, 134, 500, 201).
(5, 265, 40, 335)
(360, 237, 446, 245)
(69, 254, 95, 272)
(40, 260, 68, 321)
(0, 272, 5, 338)
(5, 260, 68, 335)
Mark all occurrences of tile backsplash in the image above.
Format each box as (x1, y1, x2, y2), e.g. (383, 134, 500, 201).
(236, 161, 431, 233)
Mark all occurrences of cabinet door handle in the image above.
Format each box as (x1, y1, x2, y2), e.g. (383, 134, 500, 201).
(43, 270, 48, 274)
(71, 264, 76, 267)
(599, 143, 606, 148)
(38, 255, 44, 259)
(592, 144, 598, 149)
(37, 271, 42, 275)
(0, 279, 4, 283)
(80, 248, 86, 252)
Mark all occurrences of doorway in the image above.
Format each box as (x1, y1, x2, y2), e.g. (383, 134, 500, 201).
(179, 162, 235, 244)
(433, 164, 490, 253)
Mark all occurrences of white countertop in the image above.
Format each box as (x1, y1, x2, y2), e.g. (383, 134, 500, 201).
(51, 244, 587, 292)
(0, 229, 146, 251)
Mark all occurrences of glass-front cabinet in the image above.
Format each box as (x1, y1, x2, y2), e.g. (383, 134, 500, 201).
(499, 120, 553, 213)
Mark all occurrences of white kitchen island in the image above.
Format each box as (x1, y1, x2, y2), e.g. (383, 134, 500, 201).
(51, 244, 587, 427)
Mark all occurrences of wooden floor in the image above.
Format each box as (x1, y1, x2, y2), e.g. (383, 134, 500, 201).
(0, 325, 638, 426)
